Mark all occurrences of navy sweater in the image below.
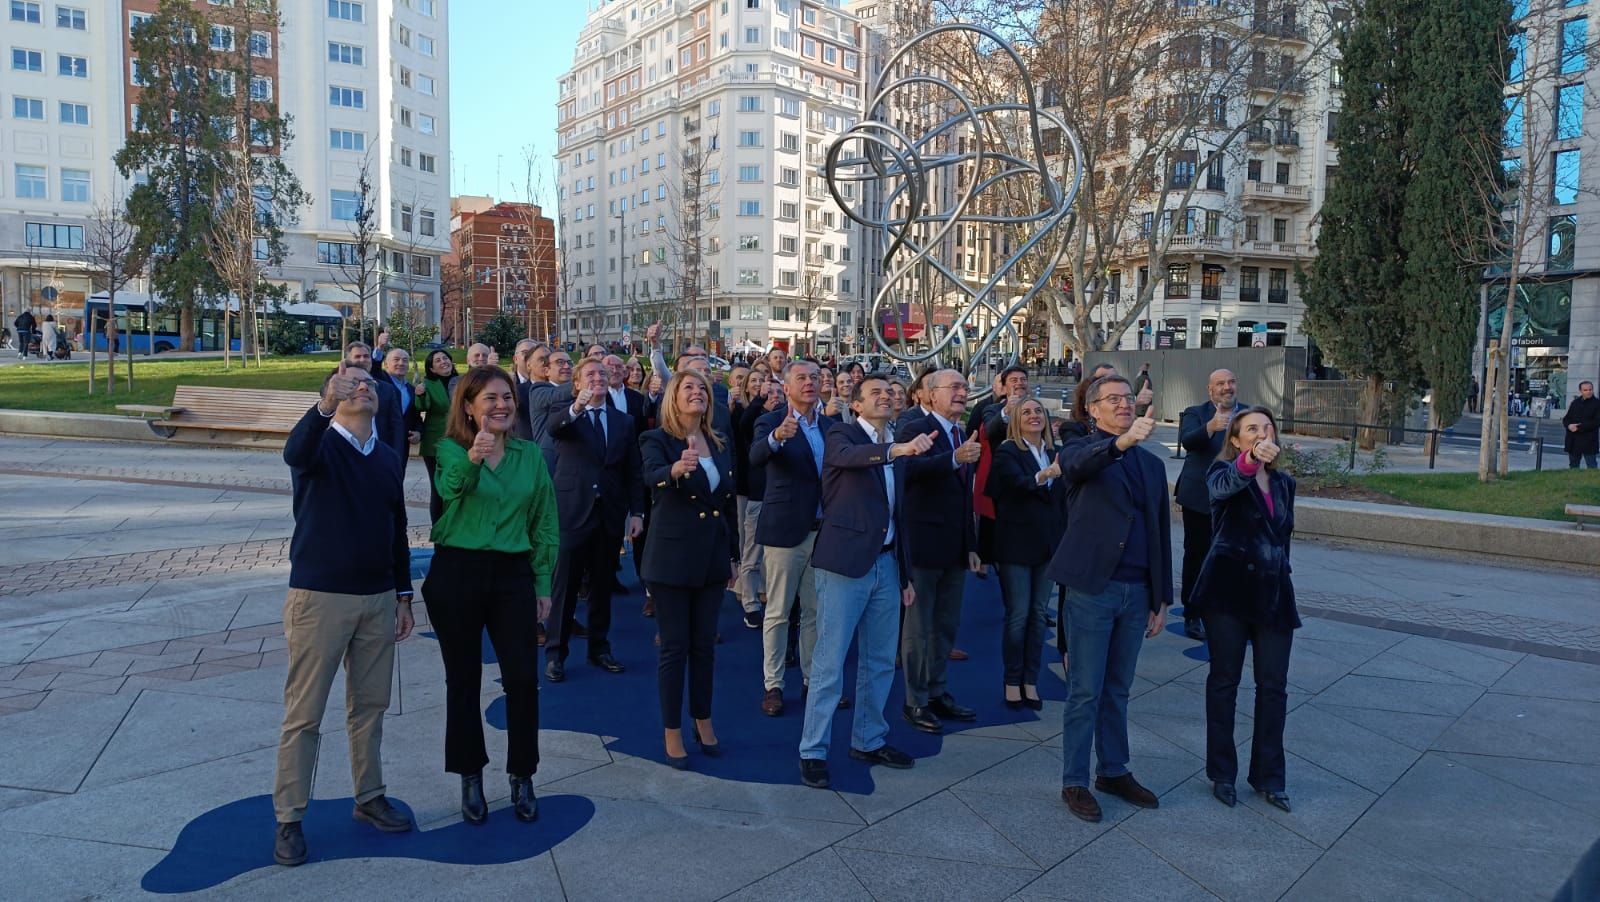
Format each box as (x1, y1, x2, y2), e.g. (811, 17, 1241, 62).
(284, 405, 413, 596)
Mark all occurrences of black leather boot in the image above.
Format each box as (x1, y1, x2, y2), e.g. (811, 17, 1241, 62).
(461, 771, 488, 825)
(509, 774, 538, 822)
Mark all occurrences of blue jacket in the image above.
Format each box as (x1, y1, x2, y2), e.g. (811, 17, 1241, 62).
(637, 428, 739, 588)
(750, 404, 836, 548)
(1045, 432, 1173, 614)
(894, 409, 977, 570)
(1187, 457, 1300, 630)
(810, 421, 910, 584)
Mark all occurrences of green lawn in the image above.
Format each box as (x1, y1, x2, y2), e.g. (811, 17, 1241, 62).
(1354, 470, 1600, 522)
(0, 353, 361, 414)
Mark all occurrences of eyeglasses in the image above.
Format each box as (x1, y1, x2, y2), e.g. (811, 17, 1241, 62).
(1093, 393, 1134, 407)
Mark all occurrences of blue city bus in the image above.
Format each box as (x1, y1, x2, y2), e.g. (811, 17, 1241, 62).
(83, 293, 344, 354)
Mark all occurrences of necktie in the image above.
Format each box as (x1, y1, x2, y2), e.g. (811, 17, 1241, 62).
(589, 409, 606, 447)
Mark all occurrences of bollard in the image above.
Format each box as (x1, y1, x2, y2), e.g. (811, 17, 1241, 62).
(1349, 427, 1358, 470)
(1535, 436, 1544, 471)
(1428, 429, 1439, 470)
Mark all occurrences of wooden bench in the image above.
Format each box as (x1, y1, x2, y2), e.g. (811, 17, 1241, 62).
(149, 385, 321, 443)
(115, 404, 185, 419)
(1568, 504, 1600, 531)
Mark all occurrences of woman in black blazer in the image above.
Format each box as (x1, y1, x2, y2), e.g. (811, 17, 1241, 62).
(638, 370, 740, 769)
(985, 398, 1066, 711)
(1188, 405, 1297, 813)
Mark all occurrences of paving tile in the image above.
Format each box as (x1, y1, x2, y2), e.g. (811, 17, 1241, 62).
(953, 788, 1119, 871)
(1433, 693, 1600, 766)
(1234, 752, 1378, 849)
(838, 734, 1036, 826)
(1314, 674, 1484, 718)
(833, 846, 1039, 902)
(0, 693, 137, 792)
(1280, 703, 1424, 794)
(1013, 827, 1215, 902)
(542, 754, 864, 827)
(722, 847, 873, 901)
(1283, 834, 1482, 901)
(1306, 702, 1455, 752)
(80, 689, 283, 789)
(0, 829, 164, 899)
(836, 791, 1037, 869)
(1490, 654, 1600, 702)
(1442, 753, 1600, 818)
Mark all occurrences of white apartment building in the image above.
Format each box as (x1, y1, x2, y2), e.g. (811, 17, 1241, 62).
(555, 0, 866, 354)
(0, 0, 450, 348)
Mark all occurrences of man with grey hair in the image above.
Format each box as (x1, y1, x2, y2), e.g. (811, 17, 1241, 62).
(466, 343, 491, 368)
(346, 341, 406, 465)
(512, 339, 542, 385)
(1175, 368, 1242, 641)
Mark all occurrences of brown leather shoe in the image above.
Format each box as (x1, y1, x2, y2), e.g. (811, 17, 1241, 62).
(761, 687, 783, 717)
(1062, 786, 1102, 823)
(1095, 773, 1159, 809)
(948, 648, 969, 661)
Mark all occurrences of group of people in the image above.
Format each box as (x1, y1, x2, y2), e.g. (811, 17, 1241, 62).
(269, 333, 1306, 866)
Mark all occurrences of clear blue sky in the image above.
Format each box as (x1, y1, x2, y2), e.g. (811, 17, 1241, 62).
(448, 0, 590, 206)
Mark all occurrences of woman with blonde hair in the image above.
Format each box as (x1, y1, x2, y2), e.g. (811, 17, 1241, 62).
(985, 397, 1066, 710)
(637, 370, 740, 768)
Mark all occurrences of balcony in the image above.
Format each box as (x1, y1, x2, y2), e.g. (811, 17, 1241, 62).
(1241, 180, 1310, 205)
(1247, 72, 1306, 95)
(1167, 234, 1234, 254)
(1238, 239, 1309, 258)
(1274, 130, 1301, 150)
(1239, 287, 1261, 302)
(1245, 125, 1272, 145)
(1254, 19, 1309, 42)
(1268, 288, 1289, 303)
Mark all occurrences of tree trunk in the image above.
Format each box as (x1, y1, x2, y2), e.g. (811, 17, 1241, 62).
(1477, 339, 1498, 481)
(87, 324, 97, 396)
(1359, 373, 1383, 450)
(1494, 296, 1516, 477)
(180, 303, 195, 353)
(124, 313, 133, 389)
(105, 317, 116, 395)
(223, 307, 232, 371)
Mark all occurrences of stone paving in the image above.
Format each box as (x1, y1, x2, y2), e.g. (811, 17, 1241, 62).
(0, 435, 1597, 900)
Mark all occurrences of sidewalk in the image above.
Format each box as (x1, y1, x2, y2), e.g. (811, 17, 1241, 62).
(0, 438, 1595, 899)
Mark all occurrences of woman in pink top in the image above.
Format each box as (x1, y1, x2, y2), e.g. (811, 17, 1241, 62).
(1187, 406, 1298, 814)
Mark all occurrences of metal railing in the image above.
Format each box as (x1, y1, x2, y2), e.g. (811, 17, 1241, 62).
(1283, 417, 1546, 470)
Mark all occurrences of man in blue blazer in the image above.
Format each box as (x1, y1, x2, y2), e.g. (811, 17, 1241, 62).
(1174, 369, 1241, 641)
(750, 360, 835, 716)
(798, 374, 937, 788)
(894, 368, 984, 734)
(544, 359, 645, 681)
(1048, 373, 1172, 824)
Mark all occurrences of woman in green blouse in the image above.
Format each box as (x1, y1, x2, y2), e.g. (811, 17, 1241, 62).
(413, 349, 459, 524)
(421, 366, 559, 826)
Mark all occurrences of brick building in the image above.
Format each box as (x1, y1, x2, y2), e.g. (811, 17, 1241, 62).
(447, 198, 558, 344)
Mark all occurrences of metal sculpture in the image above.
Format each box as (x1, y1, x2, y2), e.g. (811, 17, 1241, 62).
(822, 22, 1083, 392)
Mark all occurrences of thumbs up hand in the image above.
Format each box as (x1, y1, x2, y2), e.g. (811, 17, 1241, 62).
(954, 430, 983, 464)
(468, 427, 497, 464)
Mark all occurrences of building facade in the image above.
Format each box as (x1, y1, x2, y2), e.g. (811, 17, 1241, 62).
(555, 0, 866, 355)
(0, 0, 450, 347)
(447, 197, 558, 345)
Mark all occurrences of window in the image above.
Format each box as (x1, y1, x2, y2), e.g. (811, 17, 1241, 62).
(330, 189, 361, 221)
(250, 76, 272, 101)
(398, 67, 411, 88)
(418, 35, 435, 57)
(1240, 266, 1260, 301)
(59, 101, 87, 124)
(739, 200, 761, 216)
(738, 268, 761, 285)
(328, 41, 363, 65)
(10, 1, 40, 23)
(1509, 31, 1526, 83)
(418, 0, 435, 16)
(1549, 214, 1576, 270)
(417, 75, 436, 96)
(15, 164, 46, 199)
(128, 10, 150, 36)
(738, 95, 761, 112)
(1503, 96, 1523, 149)
(26, 222, 83, 249)
(745, 26, 760, 43)
(13, 49, 43, 72)
(773, 305, 790, 321)
(60, 168, 88, 202)
(1552, 149, 1581, 204)
(1557, 84, 1584, 140)
(1561, 17, 1587, 75)
(411, 255, 433, 277)
(738, 165, 760, 182)
(399, 107, 412, 127)
(209, 24, 233, 51)
(419, 153, 436, 173)
(330, 86, 365, 108)
(1268, 268, 1289, 302)
(1165, 263, 1190, 299)
(329, 128, 365, 151)
(781, 132, 799, 151)
(56, 5, 84, 29)
(738, 130, 761, 147)
(1273, 217, 1289, 242)
(1169, 149, 1196, 188)
(397, 24, 411, 46)
(328, 0, 363, 22)
(398, 203, 413, 232)
(419, 113, 436, 135)
(1201, 265, 1222, 301)
(1275, 161, 1291, 184)
(13, 97, 44, 120)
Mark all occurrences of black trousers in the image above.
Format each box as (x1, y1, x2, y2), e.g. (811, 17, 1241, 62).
(422, 455, 444, 524)
(424, 546, 542, 777)
(1203, 610, 1292, 792)
(548, 513, 623, 660)
(1180, 507, 1214, 614)
(650, 582, 722, 729)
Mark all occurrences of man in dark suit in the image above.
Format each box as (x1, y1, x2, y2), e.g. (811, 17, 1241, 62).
(603, 353, 648, 437)
(1175, 368, 1240, 641)
(544, 358, 645, 681)
(1048, 373, 1172, 824)
(797, 374, 936, 789)
(376, 348, 422, 472)
(894, 368, 984, 734)
(528, 349, 574, 470)
(512, 341, 551, 441)
(750, 359, 834, 717)
(348, 342, 407, 465)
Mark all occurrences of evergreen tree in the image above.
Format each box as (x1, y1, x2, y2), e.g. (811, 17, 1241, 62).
(115, 0, 232, 352)
(1302, 0, 1424, 440)
(1400, 0, 1509, 437)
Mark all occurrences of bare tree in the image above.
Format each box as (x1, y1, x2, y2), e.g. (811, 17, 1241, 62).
(83, 202, 145, 394)
(331, 157, 381, 347)
(657, 125, 719, 354)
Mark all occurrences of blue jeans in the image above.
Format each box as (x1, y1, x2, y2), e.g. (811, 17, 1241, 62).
(1061, 580, 1149, 788)
(997, 562, 1052, 686)
(799, 553, 901, 761)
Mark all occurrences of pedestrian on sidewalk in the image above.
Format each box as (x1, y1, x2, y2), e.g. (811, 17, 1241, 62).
(41, 315, 59, 359)
(13, 309, 36, 359)
(1187, 406, 1298, 813)
(272, 361, 417, 868)
(423, 365, 558, 826)
(1564, 380, 1599, 469)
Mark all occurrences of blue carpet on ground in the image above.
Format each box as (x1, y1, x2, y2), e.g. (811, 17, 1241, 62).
(140, 793, 595, 894)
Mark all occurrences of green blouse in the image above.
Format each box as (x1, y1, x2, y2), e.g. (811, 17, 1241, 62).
(415, 377, 453, 457)
(430, 436, 560, 597)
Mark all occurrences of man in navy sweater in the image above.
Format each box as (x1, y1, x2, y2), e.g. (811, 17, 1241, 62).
(272, 361, 416, 867)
